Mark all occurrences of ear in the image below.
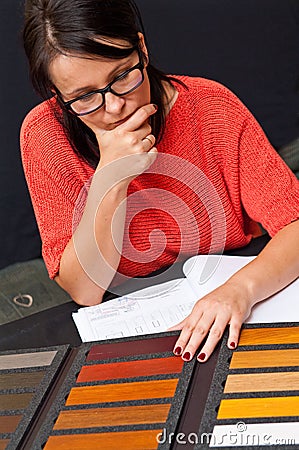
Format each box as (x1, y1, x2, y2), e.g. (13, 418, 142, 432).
(138, 32, 149, 66)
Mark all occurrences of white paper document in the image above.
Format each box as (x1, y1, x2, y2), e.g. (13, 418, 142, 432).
(73, 278, 196, 342)
(72, 255, 299, 342)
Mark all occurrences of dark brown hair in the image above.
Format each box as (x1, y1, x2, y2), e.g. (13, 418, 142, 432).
(23, 0, 184, 168)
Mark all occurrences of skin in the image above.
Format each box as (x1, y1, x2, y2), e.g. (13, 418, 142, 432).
(49, 36, 299, 363)
(51, 35, 158, 301)
(169, 220, 299, 362)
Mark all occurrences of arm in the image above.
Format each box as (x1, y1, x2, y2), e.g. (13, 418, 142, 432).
(55, 104, 158, 305)
(170, 85, 299, 362)
(171, 219, 299, 362)
(55, 179, 129, 305)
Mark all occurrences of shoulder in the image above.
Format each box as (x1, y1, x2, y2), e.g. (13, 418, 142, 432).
(21, 98, 66, 150)
(167, 76, 253, 144)
(171, 75, 249, 117)
(20, 98, 93, 190)
(171, 75, 234, 97)
(173, 75, 228, 92)
(20, 98, 76, 174)
(20, 103, 95, 218)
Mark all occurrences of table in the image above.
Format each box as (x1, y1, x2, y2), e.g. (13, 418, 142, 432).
(2, 234, 299, 450)
(0, 234, 270, 352)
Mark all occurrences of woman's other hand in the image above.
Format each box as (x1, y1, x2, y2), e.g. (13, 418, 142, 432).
(170, 280, 253, 362)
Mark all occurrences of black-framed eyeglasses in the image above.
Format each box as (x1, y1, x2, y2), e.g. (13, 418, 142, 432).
(59, 58, 144, 116)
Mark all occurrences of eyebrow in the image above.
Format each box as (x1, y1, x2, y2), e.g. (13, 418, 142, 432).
(64, 58, 134, 98)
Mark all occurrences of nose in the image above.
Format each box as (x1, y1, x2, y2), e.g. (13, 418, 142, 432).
(104, 92, 126, 114)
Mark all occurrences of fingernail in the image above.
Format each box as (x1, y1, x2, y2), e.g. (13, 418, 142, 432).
(174, 346, 182, 356)
(182, 351, 192, 361)
(230, 342, 236, 349)
(152, 103, 158, 110)
(197, 353, 206, 361)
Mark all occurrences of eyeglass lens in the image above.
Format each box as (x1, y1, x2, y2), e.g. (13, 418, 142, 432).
(70, 68, 143, 115)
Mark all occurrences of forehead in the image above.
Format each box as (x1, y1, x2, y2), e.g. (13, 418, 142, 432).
(49, 53, 133, 97)
(49, 36, 136, 95)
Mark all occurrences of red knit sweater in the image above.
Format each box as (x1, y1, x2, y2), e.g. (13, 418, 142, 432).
(20, 77, 299, 280)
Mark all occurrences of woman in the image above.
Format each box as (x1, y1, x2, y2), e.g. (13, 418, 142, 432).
(21, 0, 299, 363)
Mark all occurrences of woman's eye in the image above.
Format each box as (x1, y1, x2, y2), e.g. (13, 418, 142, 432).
(78, 93, 97, 104)
(119, 71, 130, 80)
(113, 70, 130, 83)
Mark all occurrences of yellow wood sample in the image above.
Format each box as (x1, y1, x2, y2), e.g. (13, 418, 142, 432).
(230, 349, 299, 369)
(218, 396, 299, 419)
(238, 327, 299, 346)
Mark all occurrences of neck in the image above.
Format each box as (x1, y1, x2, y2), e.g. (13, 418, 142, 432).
(162, 81, 179, 115)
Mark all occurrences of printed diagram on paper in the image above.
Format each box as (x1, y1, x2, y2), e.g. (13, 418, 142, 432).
(73, 255, 299, 343)
(73, 279, 197, 342)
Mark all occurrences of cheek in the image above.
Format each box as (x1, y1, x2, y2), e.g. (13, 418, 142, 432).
(140, 75, 151, 103)
(129, 70, 151, 106)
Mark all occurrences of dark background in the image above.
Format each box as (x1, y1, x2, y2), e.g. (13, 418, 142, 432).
(0, 0, 40, 270)
(1, 0, 299, 270)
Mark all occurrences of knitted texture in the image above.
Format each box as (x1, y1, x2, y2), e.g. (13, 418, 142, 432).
(20, 77, 299, 280)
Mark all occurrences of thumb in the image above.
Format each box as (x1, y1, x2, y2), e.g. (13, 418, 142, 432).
(148, 145, 158, 157)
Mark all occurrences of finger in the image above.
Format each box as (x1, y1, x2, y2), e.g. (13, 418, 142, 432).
(126, 121, 151, 141)
(119, 104, 157, 132)
(147, 147, 158, 165)
(168, 316, 188, 354)
(227, 317, 243, 350)
(87, 108, 154, 141)
(172, 313, 206, 360)
(180, 314, 216, 361)
(196, 316, 229, 363)
(142, 134, 156, 150)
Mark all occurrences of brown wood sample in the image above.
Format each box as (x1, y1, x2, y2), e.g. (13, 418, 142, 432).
(44, 430, 162, 450)
(0, 415, 22, 433)
(0, 439, 10, 450)
(54, 403, 171, 429)
(87, 335, 178, 361)
(66, 379, 178, 405)
(0, 392, 34, 410)
(77, 356, 184, 382)
(0, 371, 45, 390)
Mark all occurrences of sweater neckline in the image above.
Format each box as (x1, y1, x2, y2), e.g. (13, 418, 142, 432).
(164, 75, 187, 125)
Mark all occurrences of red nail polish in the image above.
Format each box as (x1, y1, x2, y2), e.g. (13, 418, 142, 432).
(230, 342, 236, 349)
(174, 346, 182, 356)
(198, 353, 206, 361)
(182, 351, 191, 361)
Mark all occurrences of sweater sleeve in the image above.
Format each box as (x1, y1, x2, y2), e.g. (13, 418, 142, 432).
(186, 77, 299, 239)
(238, 105, 299, 236)
(20, 102, 93, 279)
